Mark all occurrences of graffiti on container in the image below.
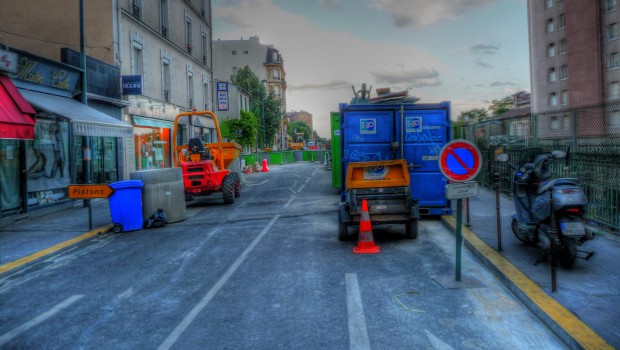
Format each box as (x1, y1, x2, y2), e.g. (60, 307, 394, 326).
(405, 129, 440, 143)
(347, 150, 382, 162)
(351, 135, 366, 142)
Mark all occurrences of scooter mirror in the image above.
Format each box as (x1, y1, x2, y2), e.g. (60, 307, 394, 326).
(497, 154, 509, 162)
(552, 150, 566, 158)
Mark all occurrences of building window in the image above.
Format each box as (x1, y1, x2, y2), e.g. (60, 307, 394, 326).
(243, 50, 248, 54)
(610, 52, 620, 68)
(557, 14, 565, 29)
(548, 67, 557, 82)
(562, 115, 570, 130)
(273, 85, 281, 97)
(201, 0, 209, 18)
(560, 64, 568, 79)
(546, 18, 554, 33)
(131, 0, 142, 19)
(550, 116, 560, 129)
(611, 81, 620, 98)
(188, 73, 194, 108)
(558, 39, 566, 54)
(132, 43, 144, 76)
(611, 110, 620, 127)
(201, 32, 208, 65)
(561, 90, 568, 105)
(160, 0, 168, 38)
(203, 82, 209, 110)
(608, 0, 618, 11)
(186, 17, 192, 54)
(549, 92, 557, 106)
(162, 60, 171, 102)
(272, 68, 280, 80)
(232, 51, 237, 55)
(546, 0, 553, 9)
(547, 43, 555, 57)
(610, 23, 619, 40)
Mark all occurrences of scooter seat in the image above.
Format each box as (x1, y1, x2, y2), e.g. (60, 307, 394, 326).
(537, 178, 581, 194)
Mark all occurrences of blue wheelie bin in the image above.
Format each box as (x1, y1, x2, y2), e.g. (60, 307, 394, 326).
(109, 180, 144, 233)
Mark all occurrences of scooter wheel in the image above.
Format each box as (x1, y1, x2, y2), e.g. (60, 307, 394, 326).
(511, 218, 536, 245)
(559, 241, 577, 268)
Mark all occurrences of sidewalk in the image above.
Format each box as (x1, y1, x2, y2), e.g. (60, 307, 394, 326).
(0, 186, 618, 348)
(443, 186, 620, 349)
(0, 199, 113, 273)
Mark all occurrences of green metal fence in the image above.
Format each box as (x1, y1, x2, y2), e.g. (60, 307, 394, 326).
(455, 103, 620, 233)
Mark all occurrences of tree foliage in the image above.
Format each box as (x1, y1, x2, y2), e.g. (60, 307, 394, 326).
(220, 110, 259, 147)
(488, 96, 514, 116)
(457, 108, 488, 124)
(287, 121, 312, 141)
(230, 66, 281, 148)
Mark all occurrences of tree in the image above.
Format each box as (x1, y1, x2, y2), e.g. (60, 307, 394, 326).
(488, 96, 514, 116)
(220, 110, 259, 148)
(230, 66, 281, 149)
(457, 108, 488, 124)
(288, 121, 312, 141)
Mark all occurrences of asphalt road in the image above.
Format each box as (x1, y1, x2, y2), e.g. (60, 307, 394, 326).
(0, 162, 566, 349)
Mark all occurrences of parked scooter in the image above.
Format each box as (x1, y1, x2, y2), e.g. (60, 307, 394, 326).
(499, 148, 595, 267)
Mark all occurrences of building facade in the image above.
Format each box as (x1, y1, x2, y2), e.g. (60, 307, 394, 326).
(528, 0, 618, 138)
(212, 36, 288, 149)
(286, 110, 313, 131)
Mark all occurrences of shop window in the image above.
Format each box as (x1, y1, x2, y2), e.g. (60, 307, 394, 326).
(25, 120, 70, 207)
(0, 140, 23, 214)
(75, 136, 119, 184)
(134, 127, 171, 170)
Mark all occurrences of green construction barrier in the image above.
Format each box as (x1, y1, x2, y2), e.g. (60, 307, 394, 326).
(331, 111, 341, 190)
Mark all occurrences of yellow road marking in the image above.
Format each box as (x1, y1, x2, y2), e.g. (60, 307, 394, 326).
(442, 216, 612, 350)
(0, 224, 113, 275)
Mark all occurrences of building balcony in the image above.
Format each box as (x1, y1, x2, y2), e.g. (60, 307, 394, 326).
(132, 4, 140, 19)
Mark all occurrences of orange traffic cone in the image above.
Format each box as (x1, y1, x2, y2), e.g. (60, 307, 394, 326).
(353, 199, 380, 254)
(261, 158, 270, 172)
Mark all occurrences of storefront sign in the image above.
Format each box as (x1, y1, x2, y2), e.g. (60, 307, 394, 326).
(68, 184, 114, 199)
(121, 75, 143, 95)
(10, 54, 79, 91)
(217, 82, 229, 111)
(0, 49, 18, 74)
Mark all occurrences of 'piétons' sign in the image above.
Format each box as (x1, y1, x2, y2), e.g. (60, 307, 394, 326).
(68, 184, 114, 199)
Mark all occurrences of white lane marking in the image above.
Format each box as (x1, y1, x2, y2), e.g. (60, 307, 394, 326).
(157, 215, 281, 350)
(297, 183, 306, 193)
(346, 273, 371, 350)
(0, 295, 84, 346)
(245, 180, 269, 186)
(283, 196, 296, 208)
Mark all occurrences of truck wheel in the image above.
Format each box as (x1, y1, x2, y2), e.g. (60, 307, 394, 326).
(223, 175, 235, 204)
(232, 172, 241, 198)
(406, 219, 418, 239)
(338, 213, 349, 241)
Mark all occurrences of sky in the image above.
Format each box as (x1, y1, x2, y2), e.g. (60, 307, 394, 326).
(212, 0, 530, 138)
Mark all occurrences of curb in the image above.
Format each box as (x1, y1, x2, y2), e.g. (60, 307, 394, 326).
(440, 215, 612, 350)
(0, 224, 113, 278)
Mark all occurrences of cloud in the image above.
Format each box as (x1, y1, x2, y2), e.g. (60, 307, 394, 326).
(372, 0, 497, 30)
(476, 58, 493, 69)
(490, 81, 515, 87)
(214, 0, 448, 137)
(469, 43, 500, 55)
(289, 79, 351, 91)
(319, 0, 342, 10)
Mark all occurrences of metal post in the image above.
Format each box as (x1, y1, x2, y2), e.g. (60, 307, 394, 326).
(494, 171, 502, 251)
(464, 197, 470, 227)
(80, 0, 92, 230)
(456, 198, 462, 282)
(548, 186, 558, 292)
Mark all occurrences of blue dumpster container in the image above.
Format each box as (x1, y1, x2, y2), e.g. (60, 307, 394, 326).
(109, 180, 144, 233)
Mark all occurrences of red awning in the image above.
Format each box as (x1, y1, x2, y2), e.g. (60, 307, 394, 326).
(0, 76, 36, 140)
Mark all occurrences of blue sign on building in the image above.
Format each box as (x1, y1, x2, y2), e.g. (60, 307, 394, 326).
(217, 82, 229, 111)
(121, 75, 143, 95)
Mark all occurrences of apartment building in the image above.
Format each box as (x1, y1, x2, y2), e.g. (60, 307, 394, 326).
(286, 110, 313, 132)
(528, 0, 620, 138)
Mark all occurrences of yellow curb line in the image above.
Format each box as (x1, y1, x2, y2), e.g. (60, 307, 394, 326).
(0, 224, 113, 275)
(442, 215, 612, 350)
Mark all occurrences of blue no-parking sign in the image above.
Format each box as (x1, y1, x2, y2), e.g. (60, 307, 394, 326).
(438, 140, 482, 182)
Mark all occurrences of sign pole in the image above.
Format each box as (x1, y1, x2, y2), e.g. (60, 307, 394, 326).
(456, 198, 462, 282)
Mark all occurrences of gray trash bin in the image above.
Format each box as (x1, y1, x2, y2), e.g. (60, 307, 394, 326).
(129, 168, 186, 223)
